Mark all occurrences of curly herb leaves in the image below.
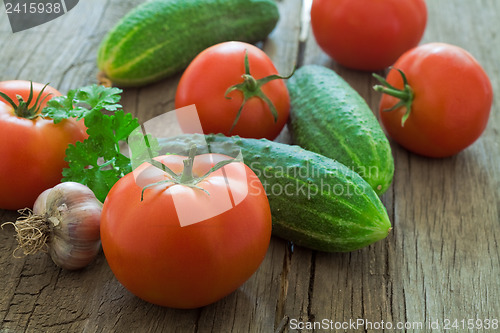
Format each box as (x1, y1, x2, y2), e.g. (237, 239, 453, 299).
(43, 85, 123, 123)
(42, 84, 155, 202)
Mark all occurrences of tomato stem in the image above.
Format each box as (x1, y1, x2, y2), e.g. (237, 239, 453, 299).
(0, 82, 52, 120)
(224, 49, 295, 133)
(242, 74, 258, 92)
(140, 143, 243, 201)
(180, 145, 197, 183)
(373, 69, 414, 127)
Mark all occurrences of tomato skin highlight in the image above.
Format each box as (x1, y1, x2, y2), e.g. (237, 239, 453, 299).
(310, 0, 427, 71)
(378, 43, 493, 158)
(175, 41, 290, 140)
(100, 153, 272, 309)
(0, 81, 87, 210)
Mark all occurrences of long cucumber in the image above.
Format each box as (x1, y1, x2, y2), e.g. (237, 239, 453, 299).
(97, 0, 280, 87)
(287, 65, 395, 195)
(158, 134, 392, 252)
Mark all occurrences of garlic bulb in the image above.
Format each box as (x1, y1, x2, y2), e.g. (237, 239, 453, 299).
(7, 182, 102, 270)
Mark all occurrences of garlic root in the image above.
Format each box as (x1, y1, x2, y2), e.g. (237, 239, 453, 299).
(4, 182, 103, 270)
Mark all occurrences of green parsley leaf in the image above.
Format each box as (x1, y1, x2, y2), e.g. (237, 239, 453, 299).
(63, 112, 139, 202)
(44, 84, 146, 202)
(128, 130, 161, 171)
(42, 84, 123, 123)
(75, 85, 123, 113)
(42, 89, 81, 123)
(112, 110, 140, 142)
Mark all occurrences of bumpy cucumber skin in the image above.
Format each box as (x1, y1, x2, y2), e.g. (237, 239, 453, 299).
(97, 0, 279, 87)
(159, 134, 391, 252)
(287, 65, 394, 196)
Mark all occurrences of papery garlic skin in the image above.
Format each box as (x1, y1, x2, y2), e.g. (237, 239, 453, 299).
(33, 182, 103, 270)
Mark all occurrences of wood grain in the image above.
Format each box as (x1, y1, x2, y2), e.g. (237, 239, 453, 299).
(1, 0, 499, 332)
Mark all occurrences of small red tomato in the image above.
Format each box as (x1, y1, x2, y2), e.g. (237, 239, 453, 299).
(311, 0, 427, 71)
(101, 151, 272, 309)
(0, 81, 87, 210)
(175, 41, 290, 140)
(374, 43, 493, 158)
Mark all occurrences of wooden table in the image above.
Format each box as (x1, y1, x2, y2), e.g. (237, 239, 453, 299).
(1, 1, 499, 332)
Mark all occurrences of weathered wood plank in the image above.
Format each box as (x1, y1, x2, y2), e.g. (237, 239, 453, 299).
(0, 1, 154, 332)
(0, 0, 140, 91)
(299, 1, 500, 332)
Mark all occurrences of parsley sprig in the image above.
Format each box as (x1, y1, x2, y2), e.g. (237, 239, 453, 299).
(42, 85, 144, 202)
(42, 84, 240, 203)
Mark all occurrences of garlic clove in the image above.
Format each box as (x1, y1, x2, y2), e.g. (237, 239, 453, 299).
(7, 182, 103, 270)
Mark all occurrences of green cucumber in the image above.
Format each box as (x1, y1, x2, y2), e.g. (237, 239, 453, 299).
(286, 65, 394, 195)
(158, 134, 391, 252)
(97, 0, 279, 87)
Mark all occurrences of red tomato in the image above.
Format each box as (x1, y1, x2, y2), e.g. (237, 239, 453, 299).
(375, 43, 493, 158)
(0, 80, 87, 210)
(175, 41, 290, 140)
(311, 0, 427, 71)
(100, 152, 272, 309)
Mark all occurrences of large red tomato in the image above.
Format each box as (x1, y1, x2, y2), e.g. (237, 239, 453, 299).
(374, 43, 493, 158)
(175, 41, 290, 140)
(311, 0, 427, 71)
(100, 152, 272, 309)
(0, 81, 87, 210)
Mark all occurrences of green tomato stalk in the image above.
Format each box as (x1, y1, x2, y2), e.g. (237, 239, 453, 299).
(224, 50, 295, 133)
(0, 82, 51, 120)
(373, 68, 414, 127)
(140, 144, 242, 200)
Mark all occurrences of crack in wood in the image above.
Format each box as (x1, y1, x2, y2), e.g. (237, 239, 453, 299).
(274, 242, 292, 331)
(306, 251, 316, 323)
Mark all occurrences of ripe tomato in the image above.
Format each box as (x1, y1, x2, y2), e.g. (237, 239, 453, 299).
(0, 80, 87, 210)
(310, 0, 427, 71)
(100, 152, 272, 309)
(175, 41, 290, 140)
(375, 43, 493, 158)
